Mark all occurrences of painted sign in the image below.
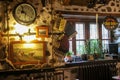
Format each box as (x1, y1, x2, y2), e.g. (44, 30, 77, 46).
(103, 16, 118, 30)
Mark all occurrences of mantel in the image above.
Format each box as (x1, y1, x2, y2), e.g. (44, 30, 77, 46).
(0, 59, 117, 73)
(0, 59, 118, 80)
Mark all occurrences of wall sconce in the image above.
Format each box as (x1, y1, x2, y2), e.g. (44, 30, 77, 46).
(15, 32, 23, 41)
(16, 28, 36, 42)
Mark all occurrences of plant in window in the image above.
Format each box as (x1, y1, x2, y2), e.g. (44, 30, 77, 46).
(77, 45, 86, 54)
(89, 39, 102, 59)
(66, 51, 72, 56)
(85, 40, 91, 54)
(80, 40, 90, 60)
(81, 39, 102, 60)
(64, 51, 73, 62)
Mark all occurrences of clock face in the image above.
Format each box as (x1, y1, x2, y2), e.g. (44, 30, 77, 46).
(13, 3, 36, 25)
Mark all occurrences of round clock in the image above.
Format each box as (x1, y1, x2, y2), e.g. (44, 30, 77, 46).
(13, 3, 36, 25)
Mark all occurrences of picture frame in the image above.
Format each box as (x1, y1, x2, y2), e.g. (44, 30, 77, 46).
(36, 26, 48, 38)
(8, 40, 46, 65)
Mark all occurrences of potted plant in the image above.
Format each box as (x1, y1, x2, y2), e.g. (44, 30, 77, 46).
(89, 39, 102, 59)
(64, 51, 73, 62)
(81, 39, 102, 60)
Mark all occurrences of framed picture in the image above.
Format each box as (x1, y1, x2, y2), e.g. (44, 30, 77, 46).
(36, 26, 48, 38)
(8, 41, 46, 65)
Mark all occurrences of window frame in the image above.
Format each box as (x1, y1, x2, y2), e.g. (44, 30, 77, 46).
(68, 19, 111, 55)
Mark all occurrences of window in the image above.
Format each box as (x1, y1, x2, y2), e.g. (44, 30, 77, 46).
(76, 41, 85, 55)
(90, 23, 98, 39)
(69, 40, 72, 52)
(69, 21, 110, 55)
(76, 23, 85, 39)
(75, 23, 85, 55)
(102, 24, 110, 50)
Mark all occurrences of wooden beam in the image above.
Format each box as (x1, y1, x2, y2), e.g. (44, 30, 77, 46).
(56, 10, 120, 17)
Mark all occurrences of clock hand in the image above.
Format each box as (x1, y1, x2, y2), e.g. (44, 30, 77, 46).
(25, 13, 29, 21)
(20, 5, 34, 20)
(24, 11, 31, 19)
(21, 6, 25, 14)
(21, 6, 28, 20)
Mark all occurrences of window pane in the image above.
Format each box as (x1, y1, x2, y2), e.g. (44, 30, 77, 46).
(90, 24, 98, 39)
(75, 23, 85, 55)
(102, 24, 110, 51)
(102, 40, 109, 50)
(69, 22, 110, 55)
(76, 41, 85, 54)
(102, 24, 109, 39)
(75, 23, 85, 39)
(69, 41, 72, 52)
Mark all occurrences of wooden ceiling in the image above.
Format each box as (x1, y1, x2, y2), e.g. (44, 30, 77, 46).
(63, 0, 90, 6)
(56, 0, 120, 18)
(63, 0, 110, 6)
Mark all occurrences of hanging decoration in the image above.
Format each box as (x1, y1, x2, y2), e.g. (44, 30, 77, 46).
(96, 13, 99, 39)
(103, 16, 118, 30)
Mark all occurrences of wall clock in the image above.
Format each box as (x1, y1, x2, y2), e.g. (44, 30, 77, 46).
(13, 3, 36, 25)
